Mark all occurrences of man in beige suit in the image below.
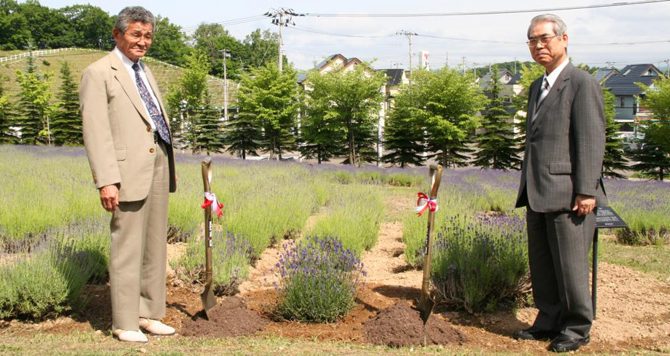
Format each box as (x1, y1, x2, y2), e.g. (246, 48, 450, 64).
(81, 6, 177, 343)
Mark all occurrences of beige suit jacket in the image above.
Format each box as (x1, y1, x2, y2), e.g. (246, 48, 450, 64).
(81, 52, 176, 201)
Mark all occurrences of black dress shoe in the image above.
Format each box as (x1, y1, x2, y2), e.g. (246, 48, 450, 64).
(549, 334, 590, 353)
(513, 327, 559, 341)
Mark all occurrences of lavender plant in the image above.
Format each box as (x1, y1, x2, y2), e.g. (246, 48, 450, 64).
(173, 231, 253, 296)
(274, 236, 365, 322)
(431, 214, 528, 313)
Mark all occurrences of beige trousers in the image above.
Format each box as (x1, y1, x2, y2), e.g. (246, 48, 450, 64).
(109, 141, 169, 331)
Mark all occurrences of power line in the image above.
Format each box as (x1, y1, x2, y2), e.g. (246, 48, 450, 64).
(304, 0, 670, 17)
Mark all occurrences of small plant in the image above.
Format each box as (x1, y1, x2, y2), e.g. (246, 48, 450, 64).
(431, 214, 529, 313)
(174, 231, 253, 296)
(274, 236, 365, 322)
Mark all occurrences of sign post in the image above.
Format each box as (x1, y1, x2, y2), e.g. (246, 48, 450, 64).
(593, 206, 627, 319)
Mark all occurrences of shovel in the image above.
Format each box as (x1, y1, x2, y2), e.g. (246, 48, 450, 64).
(200, 157, 216, 318)
(417, 164, 443, 324)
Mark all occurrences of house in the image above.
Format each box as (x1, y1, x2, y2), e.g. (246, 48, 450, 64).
(478, 69, 523, 101)
(594, 67, 619, 85)
(603, 64, 663, 133)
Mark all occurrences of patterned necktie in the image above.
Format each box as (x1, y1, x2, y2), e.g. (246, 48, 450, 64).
(132, 63, 170, 144)
(537, 78, 550, 108)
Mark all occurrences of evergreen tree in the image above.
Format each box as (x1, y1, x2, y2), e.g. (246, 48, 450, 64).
(473, 66, 521, 170)
(191, 103, 225, 155)
(225, 107, 262, 159)
(15, 54, 55, 145)
(166, 49, 211, 150)
(627, 122, 670, 180)
(512, 62, 545, 154)
(298, 102, 344, 163)
(51, 61, 82, 145)
(382, 90, 426, 167)
(602, 90, 627, 178)
(0, 76, 17, 144)
(236, 62, 301, 159)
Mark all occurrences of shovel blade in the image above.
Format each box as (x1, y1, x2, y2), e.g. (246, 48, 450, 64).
(200, 285, 216, 319)
(417, 294, 435, 324)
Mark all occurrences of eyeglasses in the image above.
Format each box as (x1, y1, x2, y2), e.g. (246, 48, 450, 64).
(526, 35, 559, 47)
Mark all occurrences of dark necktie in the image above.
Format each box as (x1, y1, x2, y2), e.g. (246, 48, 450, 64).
(537, 78, 550, 107)
(132, 63, 170, 144)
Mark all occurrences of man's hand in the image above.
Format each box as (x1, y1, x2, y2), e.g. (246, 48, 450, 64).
(572, 194, 596, 216)
(99, 184, 120, 212)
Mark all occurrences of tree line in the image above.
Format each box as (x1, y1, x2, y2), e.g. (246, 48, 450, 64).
(0, 0, 281, 77)
(0, 1, 667, 179)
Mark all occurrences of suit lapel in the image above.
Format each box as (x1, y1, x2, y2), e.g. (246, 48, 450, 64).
(530, 63, 574, 132)
(107, 53, 151, 125)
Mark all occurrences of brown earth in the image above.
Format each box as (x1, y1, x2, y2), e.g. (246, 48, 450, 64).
(1, 194, 669, 353)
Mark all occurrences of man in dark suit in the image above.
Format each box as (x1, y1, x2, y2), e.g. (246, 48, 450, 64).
(514, 14, 606, 353)
(81, 6, 177, 343)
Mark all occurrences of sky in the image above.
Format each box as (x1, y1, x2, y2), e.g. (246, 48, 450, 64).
(36, 0, 670, 72)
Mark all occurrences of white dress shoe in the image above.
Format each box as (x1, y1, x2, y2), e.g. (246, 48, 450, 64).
(139, 318, 176, 335)
(113, 329, 148, 343)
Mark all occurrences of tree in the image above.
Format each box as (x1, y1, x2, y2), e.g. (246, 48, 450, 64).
(166, 49, 211, 149)
(602, 89, 627, 178)
(629, 77, 670, 180)
(242, 29, 279, 70)
(192, 23, 244, 78)
(473, 66, 521, 170)
(60, 4, 113, 49)
(190, 104, 225, 155)
(51, 61, 82, 145)
(0, 75, 17, 143)
(512, 62, 545, 153)
(17, 0, 71, 48)
(15, 54, 55, 144)
(236, 62, 301, 159)
(304, 65, 385, 165)
(0, 0, 31, 50)
(225, 107, 263, 160)
(412, 68, 486, 167)
(149, 16, 190, 66)
(382, 90, 426, 167)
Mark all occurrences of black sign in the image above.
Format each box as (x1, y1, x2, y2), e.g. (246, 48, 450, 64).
(596, 206, 627, 229)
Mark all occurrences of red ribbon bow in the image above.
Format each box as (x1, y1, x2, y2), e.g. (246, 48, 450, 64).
(202, 192, 224, 218)
(416, 192, 438, 217)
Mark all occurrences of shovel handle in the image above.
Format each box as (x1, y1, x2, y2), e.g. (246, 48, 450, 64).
(201, 158, 213, 286)
(420, 164, 443, 304)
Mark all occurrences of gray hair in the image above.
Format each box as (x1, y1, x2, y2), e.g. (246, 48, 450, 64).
(527, 14, 567, 38)
(115, 6, 155, 33)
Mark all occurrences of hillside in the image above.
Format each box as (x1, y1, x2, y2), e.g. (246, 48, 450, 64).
(0, 48, 235, 112)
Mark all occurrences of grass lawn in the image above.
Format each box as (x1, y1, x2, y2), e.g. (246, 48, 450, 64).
(599, 237, 670, 281)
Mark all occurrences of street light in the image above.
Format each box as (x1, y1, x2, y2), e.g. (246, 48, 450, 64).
(221, 49, 231, 121)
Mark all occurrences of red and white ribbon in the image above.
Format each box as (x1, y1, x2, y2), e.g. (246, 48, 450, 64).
(416, 192, 438, 217)
(202, 192, 224, 218)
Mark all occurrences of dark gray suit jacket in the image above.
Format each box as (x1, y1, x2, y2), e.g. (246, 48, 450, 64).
(515, 63, 607, 212)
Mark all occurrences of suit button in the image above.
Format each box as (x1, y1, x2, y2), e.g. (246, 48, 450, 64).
(149, 148, 155, 153)
(146, 126, 151, 132)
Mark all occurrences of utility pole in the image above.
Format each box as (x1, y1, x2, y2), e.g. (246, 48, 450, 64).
(264, 8, 302, 72)
(221, 49, 231, 121)
(396, 30, 418, 83)
(462, 57, 466, 74)
(664, 59, 670, 77)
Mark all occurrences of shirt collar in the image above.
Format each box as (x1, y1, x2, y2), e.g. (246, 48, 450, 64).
(544, 58, 569, 88)
(113, 47, 142, 71)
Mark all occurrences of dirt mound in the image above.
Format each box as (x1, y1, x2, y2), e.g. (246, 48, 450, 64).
(364, 302, 465, 347)
(180, 296, 267, 337)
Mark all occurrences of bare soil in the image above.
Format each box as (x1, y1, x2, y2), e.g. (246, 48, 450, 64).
(2, 194, 669, 353)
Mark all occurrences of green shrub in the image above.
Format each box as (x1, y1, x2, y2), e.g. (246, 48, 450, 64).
(431, 214, 528, 313)
(173, 230, 253, 296)
(274, 237, 364, 322)
(0, 234, 104, 319)
(308, 184, 383, 255)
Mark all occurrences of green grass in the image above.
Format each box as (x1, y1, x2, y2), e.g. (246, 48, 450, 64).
(0, 48, 231, 109)
(599, 237, 670, 281)
(0, 332, 520, 355)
